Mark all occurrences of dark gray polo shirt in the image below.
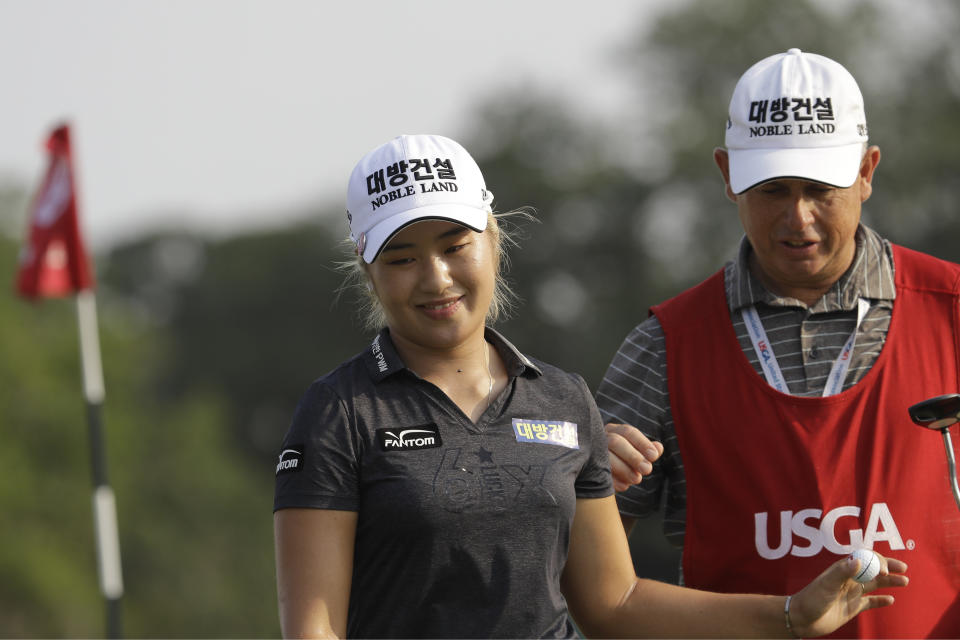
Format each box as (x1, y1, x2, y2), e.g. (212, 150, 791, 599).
(274, 327, 613, 639)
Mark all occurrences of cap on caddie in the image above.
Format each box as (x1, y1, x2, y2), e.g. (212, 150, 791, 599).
(346, 134, 494, 263)
(725, 48, 869, 194)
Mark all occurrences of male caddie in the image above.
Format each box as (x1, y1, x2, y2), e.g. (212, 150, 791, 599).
(600, 49, 960, 638)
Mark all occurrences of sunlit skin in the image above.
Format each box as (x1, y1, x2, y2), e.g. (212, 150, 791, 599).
(365, 219, 503, 421)
(714, 146, 882, 306)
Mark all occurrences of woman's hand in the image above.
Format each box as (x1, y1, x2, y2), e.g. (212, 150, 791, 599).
(789, 552, 909, 637)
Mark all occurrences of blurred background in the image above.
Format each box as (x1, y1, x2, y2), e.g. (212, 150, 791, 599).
(3, 0, 960, 636)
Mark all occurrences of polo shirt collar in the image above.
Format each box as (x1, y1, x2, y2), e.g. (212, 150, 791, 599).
(363, 329, 406, 381)
(363, 327, 543, 383)
(486, 327, 543, 378)
(726, 224, 897, 313)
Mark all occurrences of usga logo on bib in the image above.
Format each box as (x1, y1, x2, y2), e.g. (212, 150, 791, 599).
(754, 502, 906, 559)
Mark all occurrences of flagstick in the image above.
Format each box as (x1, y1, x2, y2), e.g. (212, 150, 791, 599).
(76, 289, 123, 639)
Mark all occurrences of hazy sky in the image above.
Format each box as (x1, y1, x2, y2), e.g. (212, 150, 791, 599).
(1, 0, 666, 250)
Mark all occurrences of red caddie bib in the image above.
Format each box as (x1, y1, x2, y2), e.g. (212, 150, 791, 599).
(654, 245, 960, 638)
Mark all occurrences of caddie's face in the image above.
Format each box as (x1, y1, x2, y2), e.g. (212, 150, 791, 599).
(367, 219, 496, 354)
(715, 147, 881, 302)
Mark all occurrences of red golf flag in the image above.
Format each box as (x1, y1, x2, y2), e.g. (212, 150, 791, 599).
(16, 123, 95, 298)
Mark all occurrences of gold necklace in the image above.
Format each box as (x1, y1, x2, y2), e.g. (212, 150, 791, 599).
(453, 341, 494, 411)
(484, 340, 494, 408)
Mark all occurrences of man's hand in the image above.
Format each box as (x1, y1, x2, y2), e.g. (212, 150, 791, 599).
(605, 423, 664, 492)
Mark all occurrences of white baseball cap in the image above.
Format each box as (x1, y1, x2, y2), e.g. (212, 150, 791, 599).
(725, 48, 869, 194)
(346, 134, 494, 263)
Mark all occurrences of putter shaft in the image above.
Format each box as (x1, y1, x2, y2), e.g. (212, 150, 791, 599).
(941, 429, 960, 512)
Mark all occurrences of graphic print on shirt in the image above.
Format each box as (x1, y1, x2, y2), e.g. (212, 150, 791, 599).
(433, 447, 553, 514)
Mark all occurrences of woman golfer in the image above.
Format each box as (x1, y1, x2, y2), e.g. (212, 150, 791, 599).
(273, 134, 907, 639)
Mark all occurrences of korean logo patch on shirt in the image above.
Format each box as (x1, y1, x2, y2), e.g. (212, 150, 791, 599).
(511, 419, 579, 449)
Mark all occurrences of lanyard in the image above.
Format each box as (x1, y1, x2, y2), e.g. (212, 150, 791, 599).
(741, 298, 870, 397)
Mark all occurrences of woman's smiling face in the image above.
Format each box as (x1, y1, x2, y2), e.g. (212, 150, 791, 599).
(366, 219, 496, 353)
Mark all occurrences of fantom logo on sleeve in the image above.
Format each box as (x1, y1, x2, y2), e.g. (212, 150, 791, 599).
(754, 502, 906, 559)
(377, 423, 442, 451)
(276, 447, 304, 476)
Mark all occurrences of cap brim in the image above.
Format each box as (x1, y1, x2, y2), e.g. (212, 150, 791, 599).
(360, 205, 489, 263)
(727, 143, 864, 194)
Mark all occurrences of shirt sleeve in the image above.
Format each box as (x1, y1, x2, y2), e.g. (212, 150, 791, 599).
(595, 316, 673, 519)
(273, 379, 361, 512)
(572, 373, 615, 499)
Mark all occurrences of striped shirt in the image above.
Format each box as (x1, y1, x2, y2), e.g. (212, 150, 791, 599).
(595, 225, 896, 548)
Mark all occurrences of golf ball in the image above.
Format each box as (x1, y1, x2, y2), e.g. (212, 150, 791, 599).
(850, 548, 880, 583)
